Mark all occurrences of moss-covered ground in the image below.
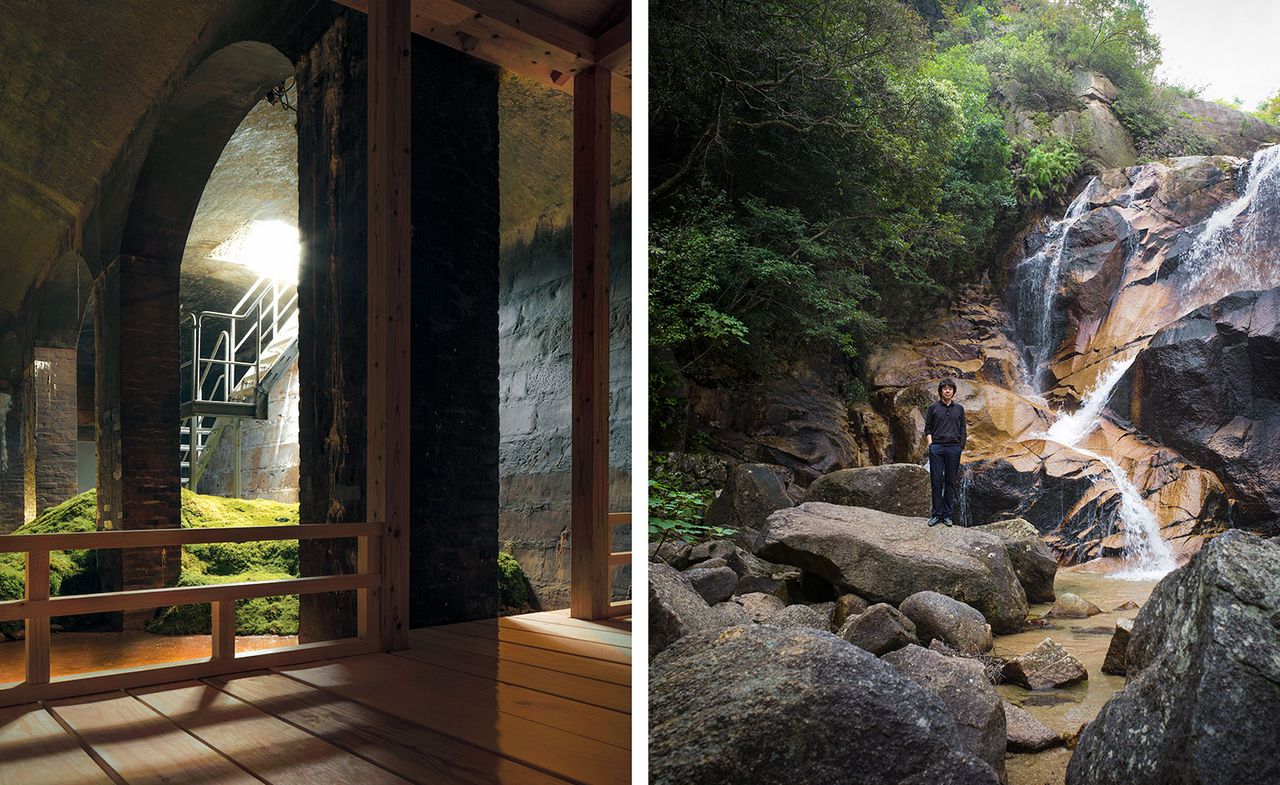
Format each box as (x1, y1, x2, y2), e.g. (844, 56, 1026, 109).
(1, 489, 300, 635)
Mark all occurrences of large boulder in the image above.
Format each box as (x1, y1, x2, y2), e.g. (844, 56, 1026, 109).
(900, 591, 993, 654)
(703, 464, 794, 550)
(683, 565, 738, 605)
(1002, 638, 1088, 690)
(1067, 531, 1280, 785)
(883, 644, 1007, 780)
(838, 603, 919, 656)
(649, 562, 731, 656)
(1170, 97, 1280, 158)
(736, 592, 786, 622)
(650, 625, 1001, 784)
(760, 503, 1028, 633)
(975, 518, 1058, 603)
(802, 464, 931, 517)
(1126, 286, 1280, 533)
(1100, 617, 1133, 676)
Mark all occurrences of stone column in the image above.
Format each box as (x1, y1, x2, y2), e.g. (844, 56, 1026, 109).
(95, 253, 182, 629)
(0, 388, 22, 534)
(22, 346, 78, 522)
(407, 40, 500, 628)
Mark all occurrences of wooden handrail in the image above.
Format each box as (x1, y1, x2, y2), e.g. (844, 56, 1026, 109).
(608, 551, 631, 567)
(0, 522, 376, 553)
(607, 512, 630, 526)
(0, 572, 380, 623)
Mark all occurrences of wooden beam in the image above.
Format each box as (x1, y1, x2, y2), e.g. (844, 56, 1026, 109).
(333, 0, 631, 116)
(211, 600, 235, 660)
(367, 0, 413, 652)
(0, 522, 377, 554)
(594, 12, 630, 72)
(25, 550, 50, 685)
(569, 65, 611, 620)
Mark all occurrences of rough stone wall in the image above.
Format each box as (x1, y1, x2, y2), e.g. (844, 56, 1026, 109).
(0, 390, 22, 533)
(197, 352, 300, 502)
(497, 74, 633, 610)
(408, 40, 501, 628)
(295, 11, 367, 643)
(23, 346, 78, 520)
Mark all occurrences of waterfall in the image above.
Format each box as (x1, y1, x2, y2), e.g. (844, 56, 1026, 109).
(1010, 179, 1098, 385)
(1032, 354, 1177, 578)
(1182, 144, 1280, 295)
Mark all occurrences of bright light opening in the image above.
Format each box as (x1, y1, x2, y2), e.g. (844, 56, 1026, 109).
(211, 219, 300, 283)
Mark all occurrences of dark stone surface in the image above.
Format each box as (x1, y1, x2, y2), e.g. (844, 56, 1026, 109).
(1004, 701, 1061, 752)
(975, 518, 1058, 603)
(761, 502, 1028, 633)
(407, 39, 501, 628)
(1067, 531, 1280, 785)
(649, 562, 728, 657)
(684, 565, 739, 605)
(1100, 617, 1133, 676)
(762, 603, 829, 631)
(802, 463, 932, 517)
(650, 625, 1001, 785)
(704, 463, 793, 551)
(1127, 286, 1280, 533)
(838, 602, 919, 656)
(883, 644, 1007, 780)
(900, 591, 993, 654)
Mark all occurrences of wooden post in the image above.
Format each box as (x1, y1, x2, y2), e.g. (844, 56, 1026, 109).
(211, 600, 235, 660)
(367, 0, 412, 649)
(569, 65, 612, 620)
(25, 550, 50, 684)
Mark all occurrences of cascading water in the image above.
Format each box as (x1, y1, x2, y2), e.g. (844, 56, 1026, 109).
(1009, 179, 1098, 386)
(1035, 355, 1177, 579)
(1181, 144, 1280, 297)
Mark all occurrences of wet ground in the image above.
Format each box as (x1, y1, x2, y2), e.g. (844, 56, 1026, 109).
(997, 567, 1159, 785)
(0, 632, 299, 684)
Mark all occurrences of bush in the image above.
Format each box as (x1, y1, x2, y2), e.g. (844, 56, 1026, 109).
(498, 551, 530, 609)
(648, 454, 731, 549)
(1020, 136, 1082, 202)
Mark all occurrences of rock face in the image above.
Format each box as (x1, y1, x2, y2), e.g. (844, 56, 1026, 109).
(650, 625, 1001, 785)
(684, 565, 738, 605)
(1047, 592, 1103, 619)
(899, 591, 994, 654)
(1100, 617, 1133, 676)
(1170, 97, 1280, 157)
(1126, 286, 1280, 533)
(1004, 701, 1061, 752)
(1067, 531, 1280, 785)
(802, 464, 931, 517)
(649, 562, 730, 656)
(760, 503, 1028, 633)
(1002, 638, 1088, 690)
(975, 518, 1058, 603)
(703, 463, 794, 550)
(883, 645, 1007, 781)
(839, 603, 919, 656)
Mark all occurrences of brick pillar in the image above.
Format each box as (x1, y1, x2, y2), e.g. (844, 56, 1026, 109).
(296, 12, 368, 643)
(96, 254, 182, 630)
(0, 389, 22, 534)
(22, 346, 78, 521)
(408, 41, 500, 628)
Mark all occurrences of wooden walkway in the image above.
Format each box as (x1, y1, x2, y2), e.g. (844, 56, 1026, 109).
(0, 610, 631, 785)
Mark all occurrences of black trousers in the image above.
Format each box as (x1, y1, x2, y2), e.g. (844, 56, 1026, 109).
(928, 442, 963, 518)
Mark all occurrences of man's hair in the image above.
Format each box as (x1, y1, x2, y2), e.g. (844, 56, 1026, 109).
(938, 378, 957, 395)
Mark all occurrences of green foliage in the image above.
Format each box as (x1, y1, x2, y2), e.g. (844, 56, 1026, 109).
(1255, 89, 1280, 126)
(1020, 136, 1083, 202)
(498, 551, 530, 609)
(647, 454, 728, 549)
(145, 571, 299, 636)
(974, 30, 1076, 110)
(1136, 121, 1213, 161)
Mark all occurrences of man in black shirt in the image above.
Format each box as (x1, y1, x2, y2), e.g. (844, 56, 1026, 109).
(923, 378, 966, 527)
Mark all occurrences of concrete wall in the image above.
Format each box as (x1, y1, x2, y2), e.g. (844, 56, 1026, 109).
(497, 74, 632, 610)
(197, 352, 300, 502)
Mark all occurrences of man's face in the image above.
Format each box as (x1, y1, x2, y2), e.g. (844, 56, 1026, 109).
(940, 385, 955, 404)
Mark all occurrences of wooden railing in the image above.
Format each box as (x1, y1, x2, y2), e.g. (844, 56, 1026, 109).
(0, 522, 381, 707)
(605, 512, 632, 619)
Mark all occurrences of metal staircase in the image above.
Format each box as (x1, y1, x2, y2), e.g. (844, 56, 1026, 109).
(180, 276, 298, 492)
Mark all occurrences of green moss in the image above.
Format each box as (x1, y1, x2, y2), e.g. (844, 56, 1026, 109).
(498, 550, 530, 609)
(1, 488, 301, 635)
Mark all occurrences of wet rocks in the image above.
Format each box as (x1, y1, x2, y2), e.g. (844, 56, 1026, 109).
(1003, 701, 1061, 752)
(1002, 637, 1088, 690)
(1067, 531, 1280, 785)
(760, 503, 1028, 633)
(838, 603, 919, 656)
(802, 463, 931, 517)
(883, 644, 1007, 781)
(975, 518, 1058, 603)
(899, 591, 993, 654)
(1047, 592, 1104, 619)
(650, 625, 1001, 785)
(1100, 617, 1133, 676)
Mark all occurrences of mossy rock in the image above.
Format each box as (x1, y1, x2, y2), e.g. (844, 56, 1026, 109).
(499, 551, 531, 609)
(146, 571, 300, 635)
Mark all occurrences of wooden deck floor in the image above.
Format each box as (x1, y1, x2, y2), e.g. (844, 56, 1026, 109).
(0, 610, 631, 785)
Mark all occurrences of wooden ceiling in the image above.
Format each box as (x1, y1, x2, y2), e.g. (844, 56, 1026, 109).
(335, 0, 632, 115)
